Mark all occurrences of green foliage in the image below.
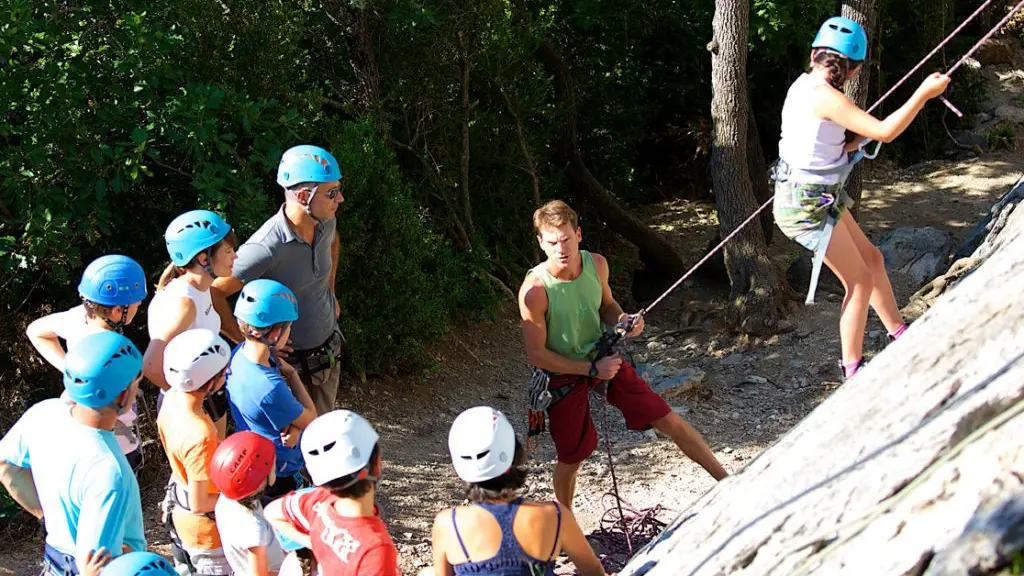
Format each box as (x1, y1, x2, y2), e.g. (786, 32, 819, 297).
(0, 0, 999, 406)
(329, 119, 495, 374)
(985, 121, 1016, 151)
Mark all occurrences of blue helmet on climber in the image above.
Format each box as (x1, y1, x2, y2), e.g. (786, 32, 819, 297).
(102, 551, 175, 575)
(812, 16, 868, 62)
(78, 255, 147, 307)
(234, 278, 299, 328)
(164, 209, 232, 268)
(276, 144, 342, 189)
(63, 331, 142, 408)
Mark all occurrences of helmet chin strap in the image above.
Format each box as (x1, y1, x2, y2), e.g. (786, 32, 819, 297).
(199, 249, 218, 279)
(84, 298, 127, 333)
(303, 187, 326, 224)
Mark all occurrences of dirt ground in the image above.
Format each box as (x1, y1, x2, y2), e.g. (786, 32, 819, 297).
(2, 91, 1023, 576)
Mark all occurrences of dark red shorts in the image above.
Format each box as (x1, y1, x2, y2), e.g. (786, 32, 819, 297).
(547, 362, 672, 464)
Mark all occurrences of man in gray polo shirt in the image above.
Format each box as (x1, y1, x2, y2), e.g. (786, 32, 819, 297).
(211, 144, 345, 415)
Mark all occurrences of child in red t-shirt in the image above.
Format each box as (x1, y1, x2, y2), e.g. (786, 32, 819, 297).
(265, 410, 400, 576)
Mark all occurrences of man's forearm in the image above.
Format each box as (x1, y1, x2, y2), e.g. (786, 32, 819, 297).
(0, 463, 42, 519)
(599, 301, 626, 328)
(211, 288, 245, 343)
(528, 347, 592, 376)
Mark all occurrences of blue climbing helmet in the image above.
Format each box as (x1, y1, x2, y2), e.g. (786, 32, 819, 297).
(234, 278, 299, 328)
(63, 331, 143, 409)
(812, 16, 868, 62)
(78, 255, 148, 307)
(101, 551, 175, 575)
(276, 145, 342, 189)
(164, 209, 232, 267)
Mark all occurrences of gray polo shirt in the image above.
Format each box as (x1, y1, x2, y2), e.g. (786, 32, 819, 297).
(233, 205, 336, 350)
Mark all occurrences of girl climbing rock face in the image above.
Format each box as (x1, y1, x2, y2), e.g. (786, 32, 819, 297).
(773, 16, 950, 381)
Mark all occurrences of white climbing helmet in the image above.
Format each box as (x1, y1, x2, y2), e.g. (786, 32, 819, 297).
(448, 406, 517, 483)
(301, 410, 380, 486)
(163, 328, 231, 392)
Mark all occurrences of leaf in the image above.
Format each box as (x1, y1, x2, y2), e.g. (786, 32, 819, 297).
(94, 179, 107, 200)
(131, 127, 148, 144)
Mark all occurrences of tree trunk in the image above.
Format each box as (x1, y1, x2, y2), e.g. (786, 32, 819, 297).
(746, 95, 774, 244)
(457, 31, 476, 242)
(534, 41, 687, 279)
(708, 0, 787, 334)
(841, 0, 879, 213)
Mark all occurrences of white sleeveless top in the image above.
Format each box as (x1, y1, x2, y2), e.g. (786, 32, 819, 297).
(777, 73, 848, 185)
(148, 277, 221, 335)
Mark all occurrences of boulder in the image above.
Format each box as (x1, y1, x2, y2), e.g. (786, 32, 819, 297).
(876, 227, 956, 285)
(974, 38, 1018, 67)
(619, 184, 1024, 576)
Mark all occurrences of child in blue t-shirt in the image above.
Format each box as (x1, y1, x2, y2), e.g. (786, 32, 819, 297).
(226, 279, 317, 502)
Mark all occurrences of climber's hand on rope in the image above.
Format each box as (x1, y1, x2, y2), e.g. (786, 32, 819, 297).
(616, 313, 643, 337)
(595, 353, 623, 380)
(918, 72, 952, 100)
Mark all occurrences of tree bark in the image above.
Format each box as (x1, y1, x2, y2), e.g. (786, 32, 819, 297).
(534, 41, 687, 278)
(324, 1, 385, 132)
(841, 0, 879, 213)
(457, 31, 476, 242)
(746, 95, 774, 244)
(708, 0, 787, 334)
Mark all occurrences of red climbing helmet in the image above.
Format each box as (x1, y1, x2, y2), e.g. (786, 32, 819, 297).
(211, 431, 276, 500)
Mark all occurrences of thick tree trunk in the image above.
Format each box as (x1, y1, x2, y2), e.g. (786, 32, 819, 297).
(709, 0, 787, 334)
(535, 41, 687, 278)
(841, 0, 879, 213)
(746, 96, 774, 244)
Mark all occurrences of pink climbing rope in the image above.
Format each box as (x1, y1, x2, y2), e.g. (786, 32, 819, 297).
(940, 0, 1024, 116)
(865, 0, 996, 114)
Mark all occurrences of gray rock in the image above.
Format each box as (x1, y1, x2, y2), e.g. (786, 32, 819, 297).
(721, 353, 745, 367)
(956, 175, 1024, 260)
(994, 104, 1024, 124)
(638, 364, 706, 399)
(741, 375, 769, 386)
(877, 227, 957, 284)
(924, 491, 1024, 575)
(787, 253, 844, 298)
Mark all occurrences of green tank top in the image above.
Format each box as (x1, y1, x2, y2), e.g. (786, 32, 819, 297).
(532, 250, 604, 361)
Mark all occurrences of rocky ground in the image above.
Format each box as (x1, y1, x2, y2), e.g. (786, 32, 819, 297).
(2, 37, 1023, 576)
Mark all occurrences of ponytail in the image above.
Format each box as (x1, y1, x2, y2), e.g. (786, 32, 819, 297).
(157, 262, 185, 291)
(812, 49, 861, 90)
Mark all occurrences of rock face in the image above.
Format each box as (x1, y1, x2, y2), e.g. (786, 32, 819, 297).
(876, 227, 956, 285)
(620, 187, 1024, 576)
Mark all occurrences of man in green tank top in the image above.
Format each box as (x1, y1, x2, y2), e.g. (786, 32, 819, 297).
(519, 200, 727, 512)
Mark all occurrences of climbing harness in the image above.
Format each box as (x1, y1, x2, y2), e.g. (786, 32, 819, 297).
(161, 481, 217, 575)
(43, 544, 79, 576)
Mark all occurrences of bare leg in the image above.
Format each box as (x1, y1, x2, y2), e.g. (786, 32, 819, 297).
(650, 412, 728, 480)
(823, 214, 874, 365)
(553, 461, 583, 511)
(840, 213, 905, 332)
